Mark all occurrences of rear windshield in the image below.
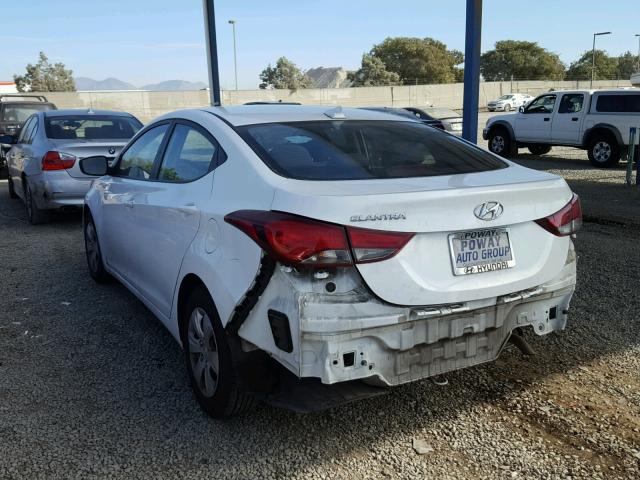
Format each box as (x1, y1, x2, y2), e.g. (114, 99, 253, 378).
(45, 115, 142, 140)
(238, 120, 507, 181)
(423, 108, 460, 119)
(595, 94, 640, 113)
(1, 104, 52, 123)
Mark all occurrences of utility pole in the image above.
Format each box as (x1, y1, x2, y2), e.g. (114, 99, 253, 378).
(636, 34, 640, 70)
(591, 31, 612, 89)
(228, 20, 238, 90)
(202, 0, 221, 105)
(462, 0, 482, 143)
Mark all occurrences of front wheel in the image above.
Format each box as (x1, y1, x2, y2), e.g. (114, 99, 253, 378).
(528, 145, 552, 155)
(84, 214, 111, 283)
(182, 286, 256, 418)
(488, 128, 516, 158)
(504, 103, 512, 112)
(587, 135, 620, 168)
(7, 176, 18, 199)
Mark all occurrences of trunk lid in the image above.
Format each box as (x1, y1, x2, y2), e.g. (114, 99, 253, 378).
(271, 164, 573, 306)
(50, 139, 127, 178)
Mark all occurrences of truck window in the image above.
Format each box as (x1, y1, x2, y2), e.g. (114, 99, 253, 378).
(524, 94, 556, 114)
(558, 94, 584, 114)
(595, 94, 640, 113)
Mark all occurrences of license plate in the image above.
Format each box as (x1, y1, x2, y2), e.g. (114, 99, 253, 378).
(448, 228, 515, 275)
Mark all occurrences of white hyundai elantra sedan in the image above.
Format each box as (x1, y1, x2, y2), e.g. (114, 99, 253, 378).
(80, 105, 580, 418)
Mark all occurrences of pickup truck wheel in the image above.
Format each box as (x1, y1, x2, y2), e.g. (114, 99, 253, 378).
(8, 176, 18, 199)
(488, 128, 516, 158)
(528, 145, 552, 155)
(587, 135, 620, 168)
(182, 286, 256, 418)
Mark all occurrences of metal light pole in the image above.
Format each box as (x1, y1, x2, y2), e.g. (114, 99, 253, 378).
(462, 0, 482, 143)
(636, 34, 640, 70)
(202, 0, 221, 105)
(228, 20, 238, 90)
(591, 31, 611, 89)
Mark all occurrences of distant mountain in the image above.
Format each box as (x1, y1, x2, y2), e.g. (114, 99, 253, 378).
(140, 80, 208, 91)
(74, 77, 137, 91)
(74, 77, 208, 91)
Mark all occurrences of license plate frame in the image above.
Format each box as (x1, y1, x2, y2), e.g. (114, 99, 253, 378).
(448, 228, 516, 276)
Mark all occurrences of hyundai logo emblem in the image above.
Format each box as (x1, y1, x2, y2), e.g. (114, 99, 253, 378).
(474, 201, 504, 221)
(108, 147, 116, 155)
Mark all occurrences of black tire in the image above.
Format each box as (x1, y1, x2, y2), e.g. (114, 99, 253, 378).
(504, 103, 512, 112)
(587, 134, 620, 168)
(528, 145, 552, 155)
(488, 128, 516, 158)
(7, 176, 18, 199)
(84, 213, 112, 283)
(24, 178, 50, 225)
(182, 286, 256, 418)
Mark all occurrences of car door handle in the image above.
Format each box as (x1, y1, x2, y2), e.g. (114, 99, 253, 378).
(571, 117, 579, 121)
(543, 117, 550, 122)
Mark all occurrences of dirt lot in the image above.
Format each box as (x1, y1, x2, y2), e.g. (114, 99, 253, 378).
(0, 148, 639, 479)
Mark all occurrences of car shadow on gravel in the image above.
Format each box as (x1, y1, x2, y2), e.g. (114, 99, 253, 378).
(1, 180, 639, 477)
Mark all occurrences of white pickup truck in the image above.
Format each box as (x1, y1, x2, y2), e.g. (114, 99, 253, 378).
(483, 89, 640, 167)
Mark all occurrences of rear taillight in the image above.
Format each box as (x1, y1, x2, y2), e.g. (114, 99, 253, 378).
(42, 151, 76, 171)
(224, 210, 414, 268)
(535, 193, 582, 236)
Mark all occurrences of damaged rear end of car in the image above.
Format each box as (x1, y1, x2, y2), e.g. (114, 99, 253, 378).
(222, 117, 580, 397)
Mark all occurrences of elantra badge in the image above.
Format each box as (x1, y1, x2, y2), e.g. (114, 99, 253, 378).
(474, 202, 503, 221)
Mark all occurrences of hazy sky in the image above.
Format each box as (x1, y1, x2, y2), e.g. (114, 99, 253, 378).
(1, 0, 638, 90)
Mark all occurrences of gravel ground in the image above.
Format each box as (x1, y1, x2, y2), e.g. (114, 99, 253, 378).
(0, 152, 639, 479)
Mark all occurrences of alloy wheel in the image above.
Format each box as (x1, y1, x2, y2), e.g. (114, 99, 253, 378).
(491, 135, 505, 154)
(188, 307, 219, 398)
(593, 141, 611, 163)
(85, 221, 100, 274)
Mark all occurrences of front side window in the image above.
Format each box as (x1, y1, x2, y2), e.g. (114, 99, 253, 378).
(558, 94, 584, 114)
(524, 95, 556, 114)
(114, 124, 169, 180)
(45, 115, 142, 140)
(158, 124, 218, 182)
(238, 120, 507, 181)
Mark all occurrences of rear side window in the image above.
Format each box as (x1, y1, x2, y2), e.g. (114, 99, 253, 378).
(45, 115, 142, 140)
(158, 124, 218, 182)
(238, 120, 507, 181)
(595, 94, 640, 113)
(558, 94, 584, 114)
(115, 124, 168, 180)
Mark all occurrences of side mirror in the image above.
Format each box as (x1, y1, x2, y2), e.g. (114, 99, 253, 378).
(518, 106, 525, 113)
(80, 156, 109, 176)
(0, 134, 16, 145)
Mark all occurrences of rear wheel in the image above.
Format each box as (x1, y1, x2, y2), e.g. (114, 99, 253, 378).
(84, 214, 111, 283)
(182, 286, 256, 418)
(528, 145, 552, 155)
(7, 176, 18, 199)
(24, 179, 49, 225)
(587, 134, 620, 168)
(488, 128, 516, 158)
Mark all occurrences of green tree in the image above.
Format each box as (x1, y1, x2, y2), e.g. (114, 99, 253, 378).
(480, 41, 565, 81)
(13, 51, 75, 92)
(369, 37, 464, 84)
(259, 57, 311, 90)
(616, 51, 638, 80)
(349, 54, 401, 86)
(566, 50, 618, 80)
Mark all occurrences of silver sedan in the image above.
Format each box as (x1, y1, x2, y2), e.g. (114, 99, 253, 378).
(5, 109, 142, 223)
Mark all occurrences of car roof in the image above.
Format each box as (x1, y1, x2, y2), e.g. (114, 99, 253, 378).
(193, 105, 419, 126)
(43, 108, 135, 118)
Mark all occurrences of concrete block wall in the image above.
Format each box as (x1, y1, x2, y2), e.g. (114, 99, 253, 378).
(39, 79, 633, 123)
